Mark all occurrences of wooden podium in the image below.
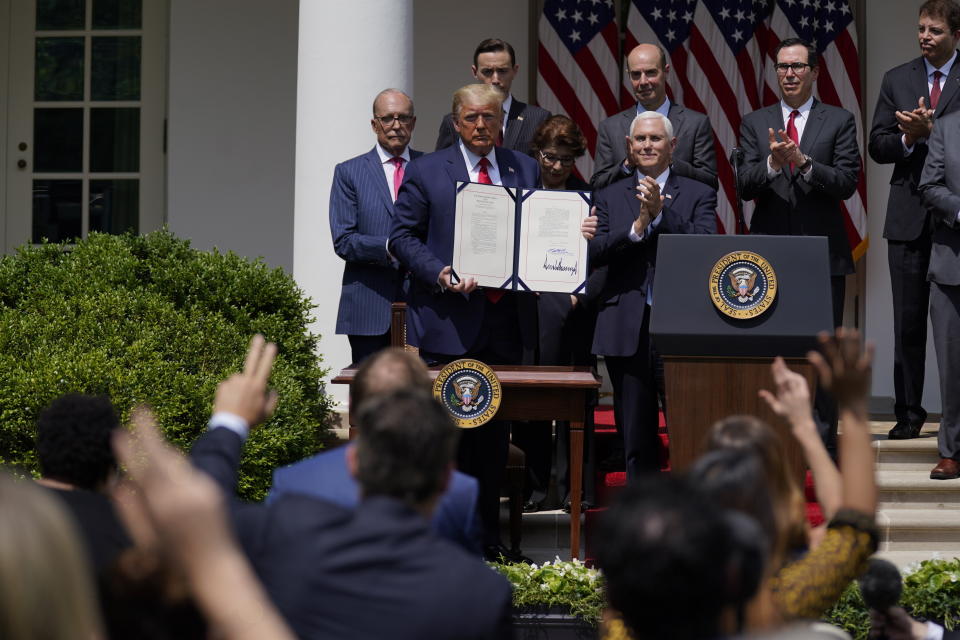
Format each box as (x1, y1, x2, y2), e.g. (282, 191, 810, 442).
(651, 235, 835, 477)
(332, 365, 600, 560)
(335, 303, 601, 559)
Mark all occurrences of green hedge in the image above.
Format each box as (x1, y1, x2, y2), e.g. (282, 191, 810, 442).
(825, 557, 960, 639)
(0, 230, 332, 500)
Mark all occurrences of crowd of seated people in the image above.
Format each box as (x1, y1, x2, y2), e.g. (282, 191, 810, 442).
(4, 329, 945, 640)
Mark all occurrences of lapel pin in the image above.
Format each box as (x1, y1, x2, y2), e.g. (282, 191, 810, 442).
(517, 115, 524, 121)
(509, 167, 515, 173)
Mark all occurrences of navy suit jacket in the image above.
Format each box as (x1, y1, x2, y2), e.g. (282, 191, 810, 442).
(389, 144, 540, 355)
(739, 100, 861, 276)
(590, 171, 717, 357)
(267, 444, 482, 555)
(869, 53, 960, 242)
(435, 98, 550, 156)
(191, 428, 512, 640)
(330, 147, 423, 336)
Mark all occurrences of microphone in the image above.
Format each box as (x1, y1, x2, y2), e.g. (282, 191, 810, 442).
(859, 557, 903, 612)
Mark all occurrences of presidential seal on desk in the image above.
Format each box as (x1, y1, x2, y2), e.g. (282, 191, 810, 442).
(433, 359, 502, 428)
(709, 251, 778, 319)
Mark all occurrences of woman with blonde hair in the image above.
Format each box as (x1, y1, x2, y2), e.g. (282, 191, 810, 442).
(0, 472, 104, 640)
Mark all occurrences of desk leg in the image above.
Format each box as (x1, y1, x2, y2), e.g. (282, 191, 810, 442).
(569, 420, 584, 559)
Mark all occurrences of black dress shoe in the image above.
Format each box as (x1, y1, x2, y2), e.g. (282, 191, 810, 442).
(562, 500, 595, 514)
(522, 500, 541, 513)
(484, 544, 533, 564)
(888, 422, 923, 440)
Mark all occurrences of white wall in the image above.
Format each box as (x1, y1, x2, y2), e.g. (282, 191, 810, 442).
(411, 0, 533, 153)
(166, 0, 298, 272)
(863, 3, 941, 413)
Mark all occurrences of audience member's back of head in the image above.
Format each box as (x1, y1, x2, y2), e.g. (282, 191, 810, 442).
(350, 348, 431, 424)
(0, 472, 103, 640)
(596, 474, 766, 640)
(36, 393, 119, 490)
(706, 415, 807, 563)
(353, 389, 459, 507)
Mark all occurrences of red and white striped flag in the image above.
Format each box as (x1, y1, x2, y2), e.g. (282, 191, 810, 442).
(622, 0, 866, 258)
(538, 0, 623, 180)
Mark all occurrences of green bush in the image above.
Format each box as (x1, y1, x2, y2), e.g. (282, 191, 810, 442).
(0, 230, 333, 500)
(825, 557, 960, 639)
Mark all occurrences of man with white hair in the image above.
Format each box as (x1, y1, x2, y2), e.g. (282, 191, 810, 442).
(589, 110, 717, 480)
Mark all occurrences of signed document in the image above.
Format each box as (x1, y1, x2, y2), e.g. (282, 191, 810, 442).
(452, 182, 590, 294)
(517, 189, 590, 293)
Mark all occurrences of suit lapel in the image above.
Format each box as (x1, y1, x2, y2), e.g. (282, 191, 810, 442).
(443, 145, 470, 186)
(503, 99, 525, 149)
(934, 51, 960, 116)
(667, 103, 684, 135)
(661, 172, 679, 213)
(799, 100, 827, 151)
(495, 147, 520, 188)
(363, 148, 393, 213)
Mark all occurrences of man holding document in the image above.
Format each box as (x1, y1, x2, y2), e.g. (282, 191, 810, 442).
(390, 83, 597, 560)
(590, 111, 716, 481)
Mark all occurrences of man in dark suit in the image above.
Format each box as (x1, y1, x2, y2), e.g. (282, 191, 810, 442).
(739, 37, 860, 455)
(390, 83, 540, 560)
(869, 0, 960, 440)
(920, 109, 960, 480)
(435, 38, 550, 156)
(591, 43, 717, 191)
(330, 89, 421, 366)
(590, 111, 716, 480)
(192, 337, 512, 640)
(268, 347, 481, 554)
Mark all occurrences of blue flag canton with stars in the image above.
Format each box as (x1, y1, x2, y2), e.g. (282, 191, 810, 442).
(543, 0, 617, 54)
(631, 0, 696, 52)
(703, 0, 774, 52)
(777, 0, 853, 51)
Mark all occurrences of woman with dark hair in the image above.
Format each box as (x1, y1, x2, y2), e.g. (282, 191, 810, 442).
(515, 115, 600, 512)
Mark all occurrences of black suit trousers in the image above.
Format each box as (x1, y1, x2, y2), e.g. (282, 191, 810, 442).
(888, 236, 932, 427)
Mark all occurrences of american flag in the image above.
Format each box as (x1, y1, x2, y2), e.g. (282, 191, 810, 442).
(538, 0, 623, 180)
(617, 0, 866, 255)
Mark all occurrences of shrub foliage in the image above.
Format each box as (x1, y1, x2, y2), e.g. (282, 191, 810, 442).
(0, 230, 332, 500)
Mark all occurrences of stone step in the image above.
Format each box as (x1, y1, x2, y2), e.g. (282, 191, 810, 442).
(874, 433, 942, 471)
(877, 508, 960, 554)
(873, 549, 958, 571)
(877, 470, 960, 509)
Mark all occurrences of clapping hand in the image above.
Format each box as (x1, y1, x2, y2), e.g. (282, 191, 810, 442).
(896, 97, 934, 146)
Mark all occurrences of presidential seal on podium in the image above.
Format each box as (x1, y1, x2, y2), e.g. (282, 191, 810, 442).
(433, 359, 502, 428)
(709, 251, 778, 319)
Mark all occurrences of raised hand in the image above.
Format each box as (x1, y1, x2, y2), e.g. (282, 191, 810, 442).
(759, 356, 814, 429)
(807, 328, 875, 413)
(213, 334, 279, 428)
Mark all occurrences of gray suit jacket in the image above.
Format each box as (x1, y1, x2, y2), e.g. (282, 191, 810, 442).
(920, 110, 960, 286)
(435, 98, 550, 156)
(739, 100, 860, 276)
(590, 102, 718, 191)
(869, 53, 960, 242)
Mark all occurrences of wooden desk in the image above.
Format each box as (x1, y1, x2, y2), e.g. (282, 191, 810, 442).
(332, 365, 601, 559)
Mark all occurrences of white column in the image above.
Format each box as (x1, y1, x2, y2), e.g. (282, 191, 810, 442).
(293, 1, 414, 405)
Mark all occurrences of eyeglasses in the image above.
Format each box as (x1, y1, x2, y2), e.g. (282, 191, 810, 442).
(774, 62, 812, 75)
(539, 151, 576, 167)
(375, 114, 414, 127)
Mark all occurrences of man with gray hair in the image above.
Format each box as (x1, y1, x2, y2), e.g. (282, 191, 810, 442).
(330, 88, 420, 366)
(589, 110, 716, 480)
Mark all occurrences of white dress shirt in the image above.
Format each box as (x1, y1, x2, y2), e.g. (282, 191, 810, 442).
(375, 144, 412, 203)
(903, 51, 957, 155)
(459, 139, 502, 185)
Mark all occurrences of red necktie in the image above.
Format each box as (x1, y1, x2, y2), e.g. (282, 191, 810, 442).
(390, 157, 405, 201)
(786, 109, 800, 171)
(477, 157, 493, 184)
(476, 157, 503, 303)
(931, 70, 943, 110)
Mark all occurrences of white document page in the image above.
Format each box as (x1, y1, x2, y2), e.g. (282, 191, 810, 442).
(452, 182, 517, 288)
(517, 189, 590, 294)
